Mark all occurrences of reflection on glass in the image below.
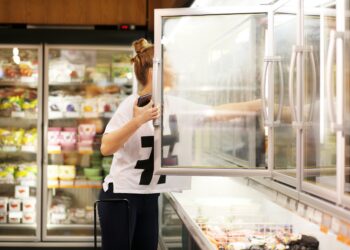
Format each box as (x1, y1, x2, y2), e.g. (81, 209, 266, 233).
(46, 48, 133, 236)
(0, 48, 39, 236)
(160, 14, 267, 169)
(273, 13, 297, 177)
(345, 1, 350, 196)
(303, 13, 337, 190)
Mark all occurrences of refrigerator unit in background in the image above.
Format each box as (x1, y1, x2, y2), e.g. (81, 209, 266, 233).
(0, 45, 42, 241)
(42, 45, 135, 240)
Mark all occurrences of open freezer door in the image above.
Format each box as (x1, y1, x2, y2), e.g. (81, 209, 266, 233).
(153, 7, 272, 176)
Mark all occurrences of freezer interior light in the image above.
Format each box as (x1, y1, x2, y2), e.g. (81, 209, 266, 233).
(13, 55, 21, 64)
(13, 47, 19, 56)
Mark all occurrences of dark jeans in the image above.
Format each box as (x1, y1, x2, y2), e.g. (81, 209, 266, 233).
(98, 183, 160, 250)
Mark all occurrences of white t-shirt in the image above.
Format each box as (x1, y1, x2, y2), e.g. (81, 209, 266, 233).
(102, 94, 206, 194)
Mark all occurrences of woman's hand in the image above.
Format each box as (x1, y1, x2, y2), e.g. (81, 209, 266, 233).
(133, 100, 160, 126)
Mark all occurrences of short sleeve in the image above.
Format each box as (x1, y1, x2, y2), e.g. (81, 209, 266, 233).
(104, 96, 134, 135)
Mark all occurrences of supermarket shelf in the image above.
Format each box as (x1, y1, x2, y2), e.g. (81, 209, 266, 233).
(0, 115, 37, 122)
(48, 185, 101, 189)
(48, 112, 113, 120)
(47, 223, 95, 229)
(0, 79, 38, 88)
(48, 150, 93, 155)
(48, 81, 83, 87)
(0, 148, 36, 154)
(0, 223, 36, 229)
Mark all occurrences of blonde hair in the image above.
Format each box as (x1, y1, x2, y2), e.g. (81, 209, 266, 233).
(131, 38, 154, 87)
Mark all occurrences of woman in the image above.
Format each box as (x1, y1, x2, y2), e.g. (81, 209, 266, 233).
(99, 38, 180, 250)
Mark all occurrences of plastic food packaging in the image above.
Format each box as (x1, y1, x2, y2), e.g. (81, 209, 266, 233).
(63, 96, 82, 118)
(81, 98, 98, 118)
(60, 131, 77, 151)
(0, 197, 8, 212)
(58, 165, 76, 180)
(47, 165, 59, 180)
(8, 199, 21, 212)
(22, 198, 36, 212)
(15, 185, 30, 199)
(22, 212, 35, 224)
(0, 212, 7, 223)
(8, 211, 22, 224)
(78, 124, 96, 141)
(48, 127, 61, 146)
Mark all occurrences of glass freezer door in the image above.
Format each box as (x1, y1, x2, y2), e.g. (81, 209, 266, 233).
(0, 45, 42, 240)
(153, 8, 271, 176)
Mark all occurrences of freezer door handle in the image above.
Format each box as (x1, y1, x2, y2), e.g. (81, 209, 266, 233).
(261, 56, 284, 127)
(326, 30, 344, 132)
(308, 47, 317, 123)
(152, 58, 161, 127)
(288, 46, 299, 125)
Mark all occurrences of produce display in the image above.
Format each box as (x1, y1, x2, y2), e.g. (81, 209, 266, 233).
(0, 162, 37, 185)
(0, 61, 38, 82)
(0, 128, 37, 152)
(0, 88, 37, 118)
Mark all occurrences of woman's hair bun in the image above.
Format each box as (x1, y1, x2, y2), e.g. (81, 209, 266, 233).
(132, 38, 152, 54)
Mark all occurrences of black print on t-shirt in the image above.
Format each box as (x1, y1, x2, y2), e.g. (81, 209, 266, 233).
(134, 136, 166, 185)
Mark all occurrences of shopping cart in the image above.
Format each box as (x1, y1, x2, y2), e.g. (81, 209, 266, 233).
(94, 199, 130, 250)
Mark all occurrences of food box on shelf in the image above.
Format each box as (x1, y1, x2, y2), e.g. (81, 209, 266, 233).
(58, 165, 76, 180)
(22, 197, 36, 212)
(22, 212, 35, 224)
(60, 130, 77, 151)
(48, 96, 64, 119)
(15, 185, 30, 199)
(47, 165, 59, 180)
(0, 197, 8, 212)
(81, 98, 98, 118)
(50, 212, 67, 224)
(63, 96, 82, 118)
(8, 211, 22, 224)
(0, 212, 7, 223)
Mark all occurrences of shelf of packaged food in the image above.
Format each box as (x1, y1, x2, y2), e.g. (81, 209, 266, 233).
(0, 223, 37, 229)
(0, 79, 38, 88)
(48, 185, 101, 189)
(47, 223, 96, 229)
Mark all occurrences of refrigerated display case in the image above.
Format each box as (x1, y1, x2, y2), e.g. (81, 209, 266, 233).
(0, 45, 42, 241)
(160, 177, 349, 250)
(43, 45, 135, 241)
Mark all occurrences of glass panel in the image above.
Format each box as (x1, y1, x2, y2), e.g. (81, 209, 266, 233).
(273, 10, 297, 178)
(0, 47, 40, 236)
(303, 8, 337, 190)
(46, 47, 133, 236)
(344, 0, 350, 196)
(161, 13, 268, 170)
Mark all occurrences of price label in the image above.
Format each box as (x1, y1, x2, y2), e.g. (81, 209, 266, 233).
(320, 213, 332, 234)
(297, 203, 305, 217)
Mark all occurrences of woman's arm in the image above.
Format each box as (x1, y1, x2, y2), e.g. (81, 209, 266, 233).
(100, 101, 159, 156)
(212, 99, 293, 123)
